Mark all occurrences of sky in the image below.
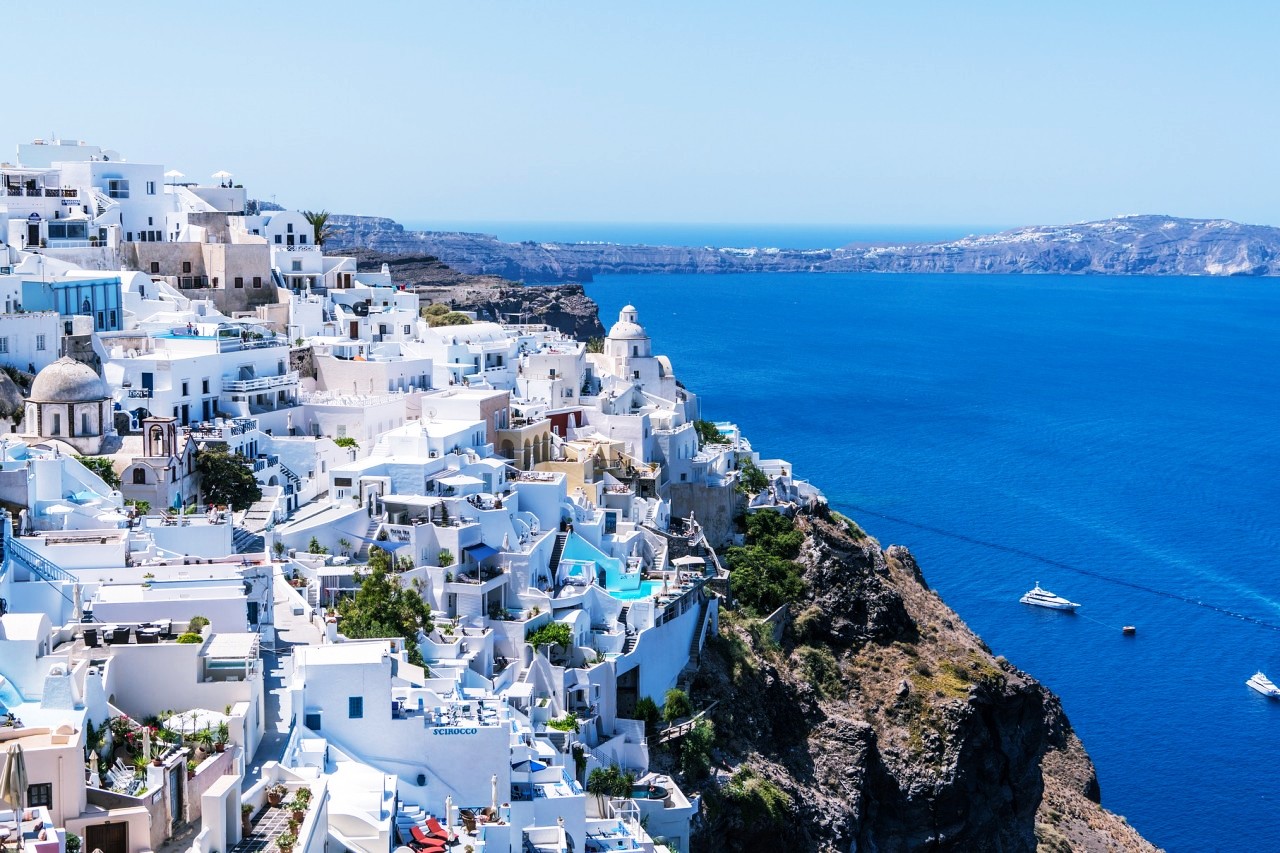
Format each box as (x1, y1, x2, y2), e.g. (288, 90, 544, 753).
(8, 1, 1280, 228)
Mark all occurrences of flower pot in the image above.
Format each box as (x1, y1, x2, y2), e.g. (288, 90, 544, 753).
(292, 809, 304, 823)
(242, 815, 252, 835)
(214, 743, 226, 753)
(152, 759, 163, 767)
(267, 792, 284, 807)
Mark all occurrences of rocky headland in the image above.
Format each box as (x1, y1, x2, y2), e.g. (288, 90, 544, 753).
(325, 213, 1280, 282)
(681, 507, 1158, 853)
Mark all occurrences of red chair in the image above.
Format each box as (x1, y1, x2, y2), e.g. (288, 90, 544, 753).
(410, 825, 447, 849)
(425, 817, 451, 840)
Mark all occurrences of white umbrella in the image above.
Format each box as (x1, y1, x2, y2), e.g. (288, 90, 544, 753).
(141, 727, 151, 762)
(211, 170, 233, 180)
(444, 795, 453, 839)
(164, 170, 185, 180)
(164, 709, 228, 734)
(0, 744, 29, 839)
(88, 750, 99, 787)
(491, 774, 498, 812)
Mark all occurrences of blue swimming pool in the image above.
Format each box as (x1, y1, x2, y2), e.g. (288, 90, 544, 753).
(606, 580, 663, 601)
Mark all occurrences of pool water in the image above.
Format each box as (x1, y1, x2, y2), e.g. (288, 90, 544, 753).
(606, 580, 663, 601)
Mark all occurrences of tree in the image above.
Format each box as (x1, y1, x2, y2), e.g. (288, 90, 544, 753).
(735, 458, 769, 495)
(333, 436, 359, 450)
(301, 210, 334, 247)
(693, 420, 730, 447)
(726, 545, 805, 615)
(633, 696, 660, 736)
(663, 688, 693, 723)
(195, 447, 262, 511)
(680, 719, 716, 779)
(428, 311, 473, 327)
(76, 455, 120, 490)
(745, 509, 803, 560)
(308, 537, 328, 555)
(421, 303, 451, 318)
(337, 547, 434, 666)
(585, 337, 605, 353)
(586, 764, 635, 812)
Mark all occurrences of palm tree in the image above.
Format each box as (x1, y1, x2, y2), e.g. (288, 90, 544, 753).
(302, 209, 335, 247)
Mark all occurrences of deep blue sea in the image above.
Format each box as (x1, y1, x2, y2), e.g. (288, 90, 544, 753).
(588, 271, 1280, 853)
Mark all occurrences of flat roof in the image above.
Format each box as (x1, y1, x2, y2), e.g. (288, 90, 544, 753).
(303, 641, 390, 666)
(203, 633, 260, 659)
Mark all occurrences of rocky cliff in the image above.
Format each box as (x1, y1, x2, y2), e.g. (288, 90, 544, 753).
(325, 213, 1280, 281)
(341, 249, 605, 340)
(678, 508, 1157, 853)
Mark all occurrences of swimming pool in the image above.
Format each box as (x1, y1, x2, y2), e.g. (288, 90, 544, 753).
(606, 580, 663, 601)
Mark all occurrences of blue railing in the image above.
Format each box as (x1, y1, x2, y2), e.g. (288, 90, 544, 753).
(5, 536, 76, 584)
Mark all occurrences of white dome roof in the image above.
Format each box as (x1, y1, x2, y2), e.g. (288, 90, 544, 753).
(607, 305, 647, 340)
(29, 357, 108, 403)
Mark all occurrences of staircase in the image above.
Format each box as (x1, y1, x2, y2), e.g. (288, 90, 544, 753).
(359, 517, 381, 556)
(279, 463, 302, 493)
(687, 597, 709, 667)
(548, 532, 568, 576)
(618, 605, 630, 627)
(623, 632, 639, 655)
(6, 536, 75, 584)
(232, 527, 264, 554)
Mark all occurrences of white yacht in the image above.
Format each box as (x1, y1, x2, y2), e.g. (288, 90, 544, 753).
(1246, 671, 1280, 698)
(1020, 582, 1080, 611)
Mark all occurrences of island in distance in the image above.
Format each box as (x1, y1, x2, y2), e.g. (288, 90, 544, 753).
(324, 214, 1280, 282)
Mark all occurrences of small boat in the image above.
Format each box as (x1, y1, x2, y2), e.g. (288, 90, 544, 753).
(1020, 582, 1080, 611)
(1246, 671, 1280, 698)
(1122, 625, 1137, 635)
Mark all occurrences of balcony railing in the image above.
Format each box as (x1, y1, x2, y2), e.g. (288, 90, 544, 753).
(4, 186, 78, 197)
(222, 371, 299, 392)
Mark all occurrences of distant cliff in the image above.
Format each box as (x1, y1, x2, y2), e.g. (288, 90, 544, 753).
(326, 214, 1280, 282)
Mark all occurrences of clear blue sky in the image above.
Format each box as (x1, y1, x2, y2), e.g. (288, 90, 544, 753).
(10, 1, 1279, 227)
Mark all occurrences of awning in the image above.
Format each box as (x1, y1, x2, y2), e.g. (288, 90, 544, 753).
(463, 542, 500, 562)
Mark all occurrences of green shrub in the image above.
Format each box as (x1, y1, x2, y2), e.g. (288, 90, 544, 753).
(188, 615, 210, 631)
(745, 509, 803, 559)
(680, 719, 715, 779)
(526, 622, 572, 649)
(735, 458, 769, 495)
(547, 713, 580, 732)
(693, 420, 729, 447)
(796, 645, 844, 698)
(727, 545, 805, 615)
(662, 688, 692, 723)
(723, 769, 791, 830)
(633, 696, 660, 735)
(176, 632, 203, 644)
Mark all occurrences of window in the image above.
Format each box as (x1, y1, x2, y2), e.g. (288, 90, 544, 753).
(107, 178, 129, 199)
(291, 260, 302, 272)
(234, 277, 244, 288)
(300, 234, 307, 244)
(150, 262, 160, 274)
(275, 235, 282, 244)
(212, 277, 218, 287)
(36, 334, 45, 351)
(148, 216, 154, 226)
(403, 325, 411, 335)
(287, 223, 294, 234)
(182, 261, 192, 273)
(253, 276, 262, 288)
(146, 181, 156, 195)
(633, 346, 638, 357)
(133, 468, 147, 485)
(126, 232, 133, 241)
(348, 697, 363, 719)
(51, 413, 60, 435)
(182, 381, 189, 396)
(26, 783, 52, 808)
(334, 477, 353, 487)
(0, 337, 9, 353)
(81, 412, 90, 435)
(202, 379, 210, 394)
(305, 712, 322, 731)
(633, 371, 640, 379)
(109, 309, 117, 327)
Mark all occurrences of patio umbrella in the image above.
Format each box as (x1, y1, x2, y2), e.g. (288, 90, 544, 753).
(491, 774, 498, 812)
(72, 583, 82, 626)
(164, 709, 228, 734)
(444, 795, 453, 839)
(141, 726, 151, 762)
(164, 169, 185, 182)
(88, 750, 98, 784)
(0, 744, 29, 839)
(211, 170, 233, 180)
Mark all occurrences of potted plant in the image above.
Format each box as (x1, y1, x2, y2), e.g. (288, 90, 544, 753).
(191, 727, 215, 755)
(214, 721, 230, 753)
(290, 794, 307, 824)
(186, 758, 198, 780)
(131, 752, 150, 777)
(293, 786, 313, 810)
(267, 782, 289, 807)
(241, 803, 253, 835)
(275, 831, 296, 853)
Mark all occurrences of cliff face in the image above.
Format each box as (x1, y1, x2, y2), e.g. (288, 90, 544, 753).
(340, 248, 605, 340)
(686, 509, 1156, 853)
(326, 213, 1280, 281)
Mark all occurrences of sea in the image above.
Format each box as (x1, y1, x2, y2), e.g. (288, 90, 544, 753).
(574, 256, 1280, 853)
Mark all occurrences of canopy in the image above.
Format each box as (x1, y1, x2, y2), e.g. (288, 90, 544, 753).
(463, 542, 499, 562)
(672, 555, 706, 566)
(438, 475, 483, 488)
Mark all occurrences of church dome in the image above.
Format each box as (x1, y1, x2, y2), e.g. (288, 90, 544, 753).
(29, 357, 108, 403)
(607, 305, 648, 340)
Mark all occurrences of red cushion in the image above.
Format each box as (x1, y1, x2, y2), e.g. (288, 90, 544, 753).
(425, 817, 449, 838)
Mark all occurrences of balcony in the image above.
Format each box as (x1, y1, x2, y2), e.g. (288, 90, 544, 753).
(222, 371, 299, 393)
(4, 186, 77, 197)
